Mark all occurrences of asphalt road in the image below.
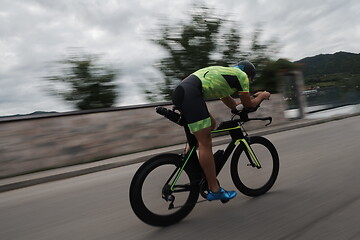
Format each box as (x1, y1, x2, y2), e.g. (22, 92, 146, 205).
(1, 116, 359, 240)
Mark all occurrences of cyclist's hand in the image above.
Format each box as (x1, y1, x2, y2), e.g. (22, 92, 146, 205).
(231, 108, 241, 115)
(258, 91, 270, 100)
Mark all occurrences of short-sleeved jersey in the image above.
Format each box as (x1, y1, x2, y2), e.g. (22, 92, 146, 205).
(192, 66, 249, 99)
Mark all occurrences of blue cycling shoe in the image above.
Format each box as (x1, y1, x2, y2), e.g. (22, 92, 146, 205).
(207, 187, 237, 201)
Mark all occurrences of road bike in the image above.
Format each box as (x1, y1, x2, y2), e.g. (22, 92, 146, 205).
(129, 103, 280, 226)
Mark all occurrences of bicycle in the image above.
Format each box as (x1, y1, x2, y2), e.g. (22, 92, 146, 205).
(129, 103, 280, 226)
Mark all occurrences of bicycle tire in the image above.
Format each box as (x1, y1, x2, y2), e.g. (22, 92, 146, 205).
(129, 154, 199, 226)
(230, 136, 279, 197)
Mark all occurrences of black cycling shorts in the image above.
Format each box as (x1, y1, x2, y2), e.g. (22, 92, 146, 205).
(172, 75, 211, 133)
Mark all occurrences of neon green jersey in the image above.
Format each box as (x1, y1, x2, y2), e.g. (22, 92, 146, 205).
(192, 66, 250, 99)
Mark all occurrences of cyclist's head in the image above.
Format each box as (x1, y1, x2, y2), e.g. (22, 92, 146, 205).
(234, 60, 256, 82)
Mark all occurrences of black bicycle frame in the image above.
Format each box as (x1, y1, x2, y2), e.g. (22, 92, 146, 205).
(168, 119, 260, 192)
(155, 105, 270, 193)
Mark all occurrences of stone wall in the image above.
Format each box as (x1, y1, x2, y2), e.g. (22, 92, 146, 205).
(0, 94, 287, 178)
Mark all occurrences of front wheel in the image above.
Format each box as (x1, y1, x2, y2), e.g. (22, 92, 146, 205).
(129, 154, 199, 226)
(231, 136, 279, 197)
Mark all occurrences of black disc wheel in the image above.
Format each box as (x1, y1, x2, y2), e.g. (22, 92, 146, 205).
(231, 136, 279, 197)
(129, 154, 199, 226)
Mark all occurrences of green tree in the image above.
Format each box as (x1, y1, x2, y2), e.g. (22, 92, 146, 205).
(47, 54, 119, 110)
(146, 8, 223, 101)
(147, 6, 278, 101)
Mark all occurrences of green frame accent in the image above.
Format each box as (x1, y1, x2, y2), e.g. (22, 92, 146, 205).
(170, 146, 196, 191)
(211, 126, 241, 134)
(235, 139, 262, 168)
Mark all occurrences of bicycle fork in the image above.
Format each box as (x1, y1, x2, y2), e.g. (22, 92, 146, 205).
(235, 138, 262, 169)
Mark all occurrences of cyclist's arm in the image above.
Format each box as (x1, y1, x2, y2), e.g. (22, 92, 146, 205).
(239, 91, 270, 108)
(220, 96, 240, 110)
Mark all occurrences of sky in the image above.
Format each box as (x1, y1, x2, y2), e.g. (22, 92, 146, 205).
(1, 0, 359, 116)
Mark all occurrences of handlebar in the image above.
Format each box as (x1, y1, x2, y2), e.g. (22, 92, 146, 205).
(231, 105, 272, 126)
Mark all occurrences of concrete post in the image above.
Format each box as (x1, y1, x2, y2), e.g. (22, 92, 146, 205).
(294, 71, 307, 119)
(280, 70, 307, 119)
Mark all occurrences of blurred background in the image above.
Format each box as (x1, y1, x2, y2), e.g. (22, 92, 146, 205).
(1, 0, 359, 117)
(1, 1, 360, 240)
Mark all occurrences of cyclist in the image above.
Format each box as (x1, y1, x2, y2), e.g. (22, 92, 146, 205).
(172, 60, 270, 202)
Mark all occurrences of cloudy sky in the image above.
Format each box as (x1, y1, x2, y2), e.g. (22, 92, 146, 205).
(1, 0, 359, 116)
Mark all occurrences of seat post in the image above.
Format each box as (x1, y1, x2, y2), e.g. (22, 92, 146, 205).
(184, 124, 197, 148)
(172, 105, 198, 149)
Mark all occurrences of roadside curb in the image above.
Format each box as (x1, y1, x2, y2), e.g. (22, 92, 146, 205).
(1, 112, 359, 193)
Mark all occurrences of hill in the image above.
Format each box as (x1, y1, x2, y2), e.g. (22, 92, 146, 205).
(294, 52, 360, 88)
(295, 51, 360, 76)
(292, 51, 360, 107)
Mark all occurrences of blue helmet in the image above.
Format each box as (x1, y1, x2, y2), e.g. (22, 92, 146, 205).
(235, 60, 256, 82)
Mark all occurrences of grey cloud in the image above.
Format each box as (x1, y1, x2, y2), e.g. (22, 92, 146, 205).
(0, 0, 359, 115)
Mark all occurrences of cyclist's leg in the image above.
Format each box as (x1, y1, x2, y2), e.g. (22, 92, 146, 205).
(209, 113, 216, 130)
(192, 126, 219, 192)
(182, 114, 215, 154)
(172, 75, 236, 201)
(193, 126, 236, 201)
(172, 76, 217, 189)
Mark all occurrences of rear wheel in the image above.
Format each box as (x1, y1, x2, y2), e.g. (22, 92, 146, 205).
(129, 154, 199, 226)
(231, 136, 279, 197)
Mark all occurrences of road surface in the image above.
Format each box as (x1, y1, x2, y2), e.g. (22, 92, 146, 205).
(1, 116, 359, 240)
